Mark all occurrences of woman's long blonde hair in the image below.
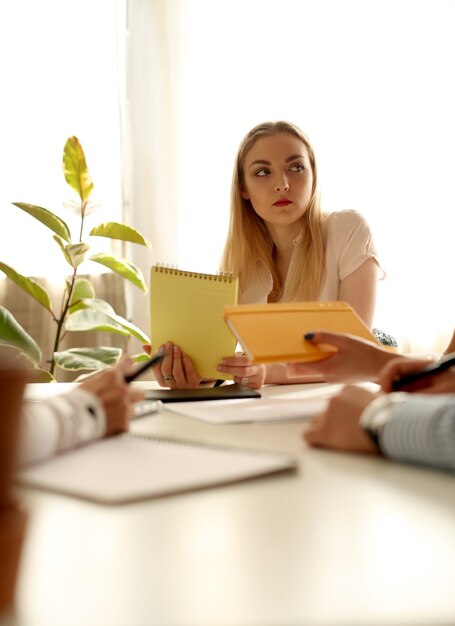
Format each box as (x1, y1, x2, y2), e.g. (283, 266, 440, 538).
(220, 121, 325, 301)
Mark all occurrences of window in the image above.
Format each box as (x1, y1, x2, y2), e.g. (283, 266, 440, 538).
(0, 0, 123, 278)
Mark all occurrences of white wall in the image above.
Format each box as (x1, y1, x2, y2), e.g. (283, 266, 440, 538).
(171, 0, 455, 351)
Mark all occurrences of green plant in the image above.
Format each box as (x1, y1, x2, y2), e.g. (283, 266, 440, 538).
(0, 136, 151, 381)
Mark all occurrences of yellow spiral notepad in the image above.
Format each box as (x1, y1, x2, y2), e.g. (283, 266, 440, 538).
(150, 266, 239, 379)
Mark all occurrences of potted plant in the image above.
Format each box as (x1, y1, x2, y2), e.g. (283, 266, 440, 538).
(0, 136, 151, 381)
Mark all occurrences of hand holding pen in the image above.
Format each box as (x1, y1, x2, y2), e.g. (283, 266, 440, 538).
(124, 348, 165, 383)
(380, 352, 455, 394)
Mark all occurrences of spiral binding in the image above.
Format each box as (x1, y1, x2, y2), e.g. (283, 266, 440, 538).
(122, 433, 295, 463)
(153, 263, 235, 283)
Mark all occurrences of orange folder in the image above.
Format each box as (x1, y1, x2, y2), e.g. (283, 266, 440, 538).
(223, 301, 379, 364)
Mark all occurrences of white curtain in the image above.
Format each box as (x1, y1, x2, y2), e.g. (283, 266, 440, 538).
(122, 0, 183, 349)
(126, 0, 455, 353)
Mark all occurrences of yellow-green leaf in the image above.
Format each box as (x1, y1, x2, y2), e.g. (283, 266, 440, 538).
(12, 203, 71, 242)
(53, 235, 73, 266)
(80, 298, 150, 344)
(66, 243, 90, 268)
(131, 352, 152, 363)
(68, 278, 96, 312)
(89, 222, 152, 248)
(0, 305, 41, 364)
(0, 262, 53, 312)
(79, 297, 115, 315)
(63, 136, 94, 203)
(65, 309, 131, 336)
(89, 253, 147, 292)
(27, 369, 55, 383)
(53, 346, 122, 371)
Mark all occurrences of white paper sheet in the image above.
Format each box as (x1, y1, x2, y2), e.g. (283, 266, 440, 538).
(163, 383, 379, 424)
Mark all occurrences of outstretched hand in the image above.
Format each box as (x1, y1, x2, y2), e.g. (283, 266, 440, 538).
(287, 331, 396, 383)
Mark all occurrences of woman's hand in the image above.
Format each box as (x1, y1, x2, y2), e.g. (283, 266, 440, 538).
(303, 385, 381, 454)
(216, 354, 266, 390)
(146, 342, 203, 389)
(287, 331, 396, 383)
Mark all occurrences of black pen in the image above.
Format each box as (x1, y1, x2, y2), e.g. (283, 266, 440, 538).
(391, 352, 455, 391)
(124, 349, 166, 383)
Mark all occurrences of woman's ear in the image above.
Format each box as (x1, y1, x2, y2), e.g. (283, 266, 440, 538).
(240, 188, 250, 200)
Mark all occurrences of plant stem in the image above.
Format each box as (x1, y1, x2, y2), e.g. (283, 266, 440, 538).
(79, 201, 86, 242)
(49, 266, 78, 376)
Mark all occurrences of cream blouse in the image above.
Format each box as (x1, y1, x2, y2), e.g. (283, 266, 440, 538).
(239, 209, 382, 304)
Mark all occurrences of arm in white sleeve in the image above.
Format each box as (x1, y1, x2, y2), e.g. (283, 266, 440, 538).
(378, 394, 455, 472)
(17, 388, 106, 467)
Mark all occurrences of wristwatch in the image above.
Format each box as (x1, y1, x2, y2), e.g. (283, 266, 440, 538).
(360, 393, 407, 447)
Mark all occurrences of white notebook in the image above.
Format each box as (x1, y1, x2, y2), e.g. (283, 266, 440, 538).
(16, 434, 297, 504)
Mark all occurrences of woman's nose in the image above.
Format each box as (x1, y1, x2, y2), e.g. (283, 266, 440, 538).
(274, 175, 289, 192)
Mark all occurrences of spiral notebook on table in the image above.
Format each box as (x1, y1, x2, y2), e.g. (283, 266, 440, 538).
(16, 434, 297, 504)
(150, 266, 239, 380)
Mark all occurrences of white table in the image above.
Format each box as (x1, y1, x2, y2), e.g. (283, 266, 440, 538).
(2, 383, 455, 626)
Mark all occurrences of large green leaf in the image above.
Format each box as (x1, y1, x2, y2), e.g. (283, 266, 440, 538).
(68, 278, 95, 312)
(12, 203, 71, 242)
(79, 298, 116, 316)
(0, 262, 53, 312)
(80, 298, 151, 344)
(53, 346, 122, 371)
(63, 136, 94, 203)
(64, 309, 131, 336)
(89, 252, 147, 292)
(0, 305, 41, 364)
(89, 222, 152, 248)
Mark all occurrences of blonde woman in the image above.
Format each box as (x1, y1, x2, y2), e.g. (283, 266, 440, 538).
(155, 121, 382, 389)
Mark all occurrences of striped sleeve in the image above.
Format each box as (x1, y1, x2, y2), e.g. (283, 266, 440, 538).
(379, 394, 455, 472)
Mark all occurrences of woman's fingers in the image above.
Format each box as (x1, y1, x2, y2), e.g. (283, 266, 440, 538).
(216, 354, 266, 389)
(153, 343, 202, 389)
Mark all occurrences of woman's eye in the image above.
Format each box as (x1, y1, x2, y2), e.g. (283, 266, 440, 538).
(290, 163, 304, 172)
(255, 168, 270, 177)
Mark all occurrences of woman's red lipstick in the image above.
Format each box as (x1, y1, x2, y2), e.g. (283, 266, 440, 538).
(273, 199, 292, 207)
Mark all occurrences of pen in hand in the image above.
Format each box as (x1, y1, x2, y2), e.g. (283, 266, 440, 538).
(124, 349, 166, 383)
(391, 352, 455, 391)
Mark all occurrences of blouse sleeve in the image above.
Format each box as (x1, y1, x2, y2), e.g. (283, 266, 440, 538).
(326, 210, 384, 281)
(17, 388, 106, 467)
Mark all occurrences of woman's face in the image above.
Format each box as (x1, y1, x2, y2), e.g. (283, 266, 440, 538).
(241, 132, 314, 228)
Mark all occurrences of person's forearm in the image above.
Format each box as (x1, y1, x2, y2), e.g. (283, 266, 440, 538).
(265, 363, 325, 384)
(379, 394, 455, 471)
(17, 389, 105, 467)
(368, 348, 399, 382)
